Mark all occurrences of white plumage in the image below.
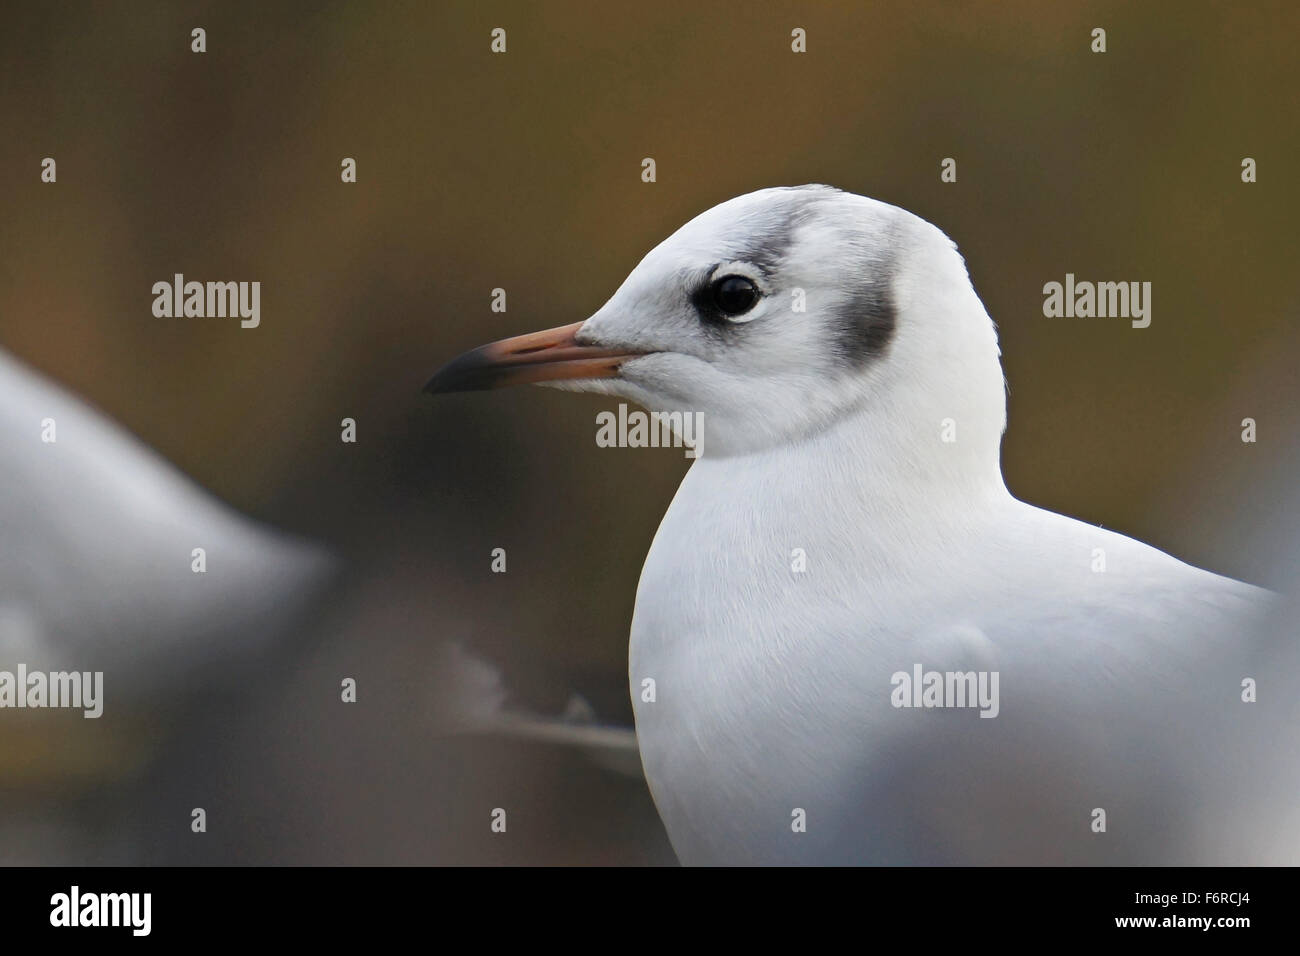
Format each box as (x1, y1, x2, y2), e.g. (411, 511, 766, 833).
(429, 185, 1298, 864)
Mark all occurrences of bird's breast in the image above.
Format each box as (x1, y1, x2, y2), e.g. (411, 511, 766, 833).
(625, 466, 911, 863)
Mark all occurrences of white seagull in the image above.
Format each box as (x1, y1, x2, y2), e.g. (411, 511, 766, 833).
(0, 349, 331, 794)
(426, 185, 1298, 865)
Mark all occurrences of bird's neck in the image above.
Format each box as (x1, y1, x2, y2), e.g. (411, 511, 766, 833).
(688, 396, 1012, 550)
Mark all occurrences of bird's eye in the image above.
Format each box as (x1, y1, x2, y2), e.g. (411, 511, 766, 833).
(710, 275, 760, 318)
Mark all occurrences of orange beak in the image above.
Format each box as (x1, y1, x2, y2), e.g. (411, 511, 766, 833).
(424, 321, 648, 394)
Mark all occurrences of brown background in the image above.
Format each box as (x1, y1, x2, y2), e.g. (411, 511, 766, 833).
(1, 1, 1296, 862)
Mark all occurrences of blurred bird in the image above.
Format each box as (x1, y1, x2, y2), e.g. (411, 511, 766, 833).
(426, 185, 1299, 864)
(0, 348, 332, 858)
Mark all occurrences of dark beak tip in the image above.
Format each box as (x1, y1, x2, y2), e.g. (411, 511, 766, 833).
(423, 353, 483, 396)
(423, 322, 628, 396)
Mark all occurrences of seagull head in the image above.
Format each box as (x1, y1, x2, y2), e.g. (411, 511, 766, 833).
(427, 185, 1007, 463)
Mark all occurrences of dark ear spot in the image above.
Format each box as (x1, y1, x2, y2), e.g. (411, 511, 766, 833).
(835, 270, 897, 363)
(830, 217, 901, 365)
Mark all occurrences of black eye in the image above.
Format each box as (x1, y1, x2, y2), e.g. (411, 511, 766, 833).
(710, 275, 760, 317)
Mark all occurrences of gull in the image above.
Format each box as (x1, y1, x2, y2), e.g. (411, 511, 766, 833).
(0, 347, 331, 856)
(426, 185, 1298, 865)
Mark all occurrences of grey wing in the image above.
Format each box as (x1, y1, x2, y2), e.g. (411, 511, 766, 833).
(839, 566, 1295, 864)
